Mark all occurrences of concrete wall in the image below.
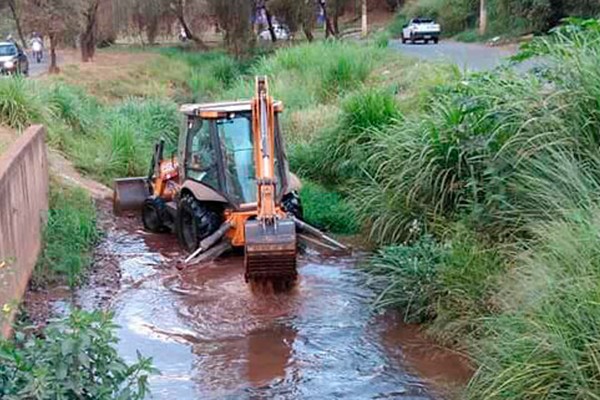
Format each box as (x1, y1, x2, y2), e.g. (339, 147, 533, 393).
(0, 125, 48, 337)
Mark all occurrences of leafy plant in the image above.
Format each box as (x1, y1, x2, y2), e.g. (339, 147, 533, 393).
(0, 310, 155, 400)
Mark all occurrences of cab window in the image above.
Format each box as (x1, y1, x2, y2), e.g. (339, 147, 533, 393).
(185, 119, 219, 190)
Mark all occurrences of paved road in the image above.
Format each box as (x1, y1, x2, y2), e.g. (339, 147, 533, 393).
(390, 39, 530, 71)
(28, 50, 50, 77)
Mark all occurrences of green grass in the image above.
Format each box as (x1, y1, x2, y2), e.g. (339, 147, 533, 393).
(300, 182, 359, 235)
(0, 78, 47, 129)
(34, 183, 99, 289)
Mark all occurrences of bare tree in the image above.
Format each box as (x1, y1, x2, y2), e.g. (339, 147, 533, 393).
(169, 0, 209, 49)
(81, 0, 100, 61)
(22, 0, 82, 73)
(268, 0, 316, 41)
(209, 0, 254, 56)
(7, 0, 28, 48)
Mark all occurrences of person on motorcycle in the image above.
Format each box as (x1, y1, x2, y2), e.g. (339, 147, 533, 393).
(30, 33, 43, 63)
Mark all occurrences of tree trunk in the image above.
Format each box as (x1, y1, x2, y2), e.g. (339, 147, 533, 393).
(479, 0, 487, 36)
(264, 6, 277, 43)
(49, 34, 59, 74)
(303, 25, 314, 42)
(81, 0, 100, 62)
(361, 0, 368, 38)
(319, 1, 336, 38)
(174, 0, 208, 49)
(7, 0, 27, 49)
(147, 17, 159, 45)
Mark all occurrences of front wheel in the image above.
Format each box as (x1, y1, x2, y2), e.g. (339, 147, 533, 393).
(176, 195, 222, 252)
(433, 37, 439, 44)
(282, 191, 303, 220)
(142, 197, 168, 233)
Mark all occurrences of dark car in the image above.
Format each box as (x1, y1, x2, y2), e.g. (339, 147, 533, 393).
(0, 42, 29, 76)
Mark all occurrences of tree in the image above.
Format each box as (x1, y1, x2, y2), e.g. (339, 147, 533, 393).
(22, 0, 82, 73)
(209, 0, 255, 56)
(81, 0, 100, 61)
(268, 0, 317, 41)
(169, 0, 209, 49)
(7, 0, 27, 48)
(479, 0, 487, 35)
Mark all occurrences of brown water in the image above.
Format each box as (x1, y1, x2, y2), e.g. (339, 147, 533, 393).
(75, 212, 469, 400)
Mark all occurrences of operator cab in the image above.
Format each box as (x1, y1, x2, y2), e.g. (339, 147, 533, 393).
(179, 101, 291, 209)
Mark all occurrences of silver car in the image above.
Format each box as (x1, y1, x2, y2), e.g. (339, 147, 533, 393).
(0, 41, 29, 76)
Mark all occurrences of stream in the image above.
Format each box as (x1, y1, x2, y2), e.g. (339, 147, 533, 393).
(59, 204, 470, 399)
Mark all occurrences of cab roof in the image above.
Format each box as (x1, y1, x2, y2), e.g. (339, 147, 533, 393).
(180, 100, 283, 118)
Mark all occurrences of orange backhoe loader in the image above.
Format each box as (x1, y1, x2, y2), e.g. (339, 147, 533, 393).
(113, 76, 348, 284)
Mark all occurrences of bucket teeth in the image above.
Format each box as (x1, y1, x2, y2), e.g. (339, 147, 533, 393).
(244, 218, 297, 283)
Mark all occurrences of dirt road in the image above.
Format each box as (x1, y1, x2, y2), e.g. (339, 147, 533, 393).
(390, 40, 527, 71)
(61, 204, 471, 400)
(28, 50, 52, 77)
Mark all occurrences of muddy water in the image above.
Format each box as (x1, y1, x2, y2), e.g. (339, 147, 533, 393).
(80, 211, 469, 400)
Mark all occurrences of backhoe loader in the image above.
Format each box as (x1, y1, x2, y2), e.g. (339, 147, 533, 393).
(113, 77, 347, 284)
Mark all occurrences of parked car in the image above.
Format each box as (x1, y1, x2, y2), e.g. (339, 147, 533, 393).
(0, 41, 29, 76)
(402, 18, 441, 44)
(258, 24, 291, 41)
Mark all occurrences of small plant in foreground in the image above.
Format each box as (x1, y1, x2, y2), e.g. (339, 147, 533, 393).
(0, 310, 155, 399)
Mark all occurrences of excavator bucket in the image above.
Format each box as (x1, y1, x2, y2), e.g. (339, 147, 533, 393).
(113, 177, 150, 215)
(244, 218, 297, 283)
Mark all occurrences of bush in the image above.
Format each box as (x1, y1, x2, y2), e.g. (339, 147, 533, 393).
(0, 310, 154, 399)
(0, 77, 46, 129)
(34, 184, 99, 289)
(300, 181, 359, 234)
(369, 227, 504, 344)
(468, 209, 600, 399)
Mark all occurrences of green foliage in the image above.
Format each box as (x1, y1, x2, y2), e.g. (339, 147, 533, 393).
(369, 227, 504, 344)
(0, 77, 47, 129)
(468, 208, 600, 399)
(388, 13, 409, 37)
(300, 181, 359, 234)
(35, 184, 99, 289)
(0, 310, 154, 399)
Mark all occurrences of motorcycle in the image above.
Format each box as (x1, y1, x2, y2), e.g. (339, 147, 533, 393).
(31, 41, 43, 63)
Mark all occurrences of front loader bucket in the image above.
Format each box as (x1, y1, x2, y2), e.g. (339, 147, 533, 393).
(113, 177, 150, 215)
(245, 218, 297, 283)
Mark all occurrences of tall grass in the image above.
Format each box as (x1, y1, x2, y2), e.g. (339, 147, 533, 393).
(34, 182, 99, 289)
(0, 78, 47, 129)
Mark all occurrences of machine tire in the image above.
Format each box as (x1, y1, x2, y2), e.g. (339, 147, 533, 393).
(433, 37, 439, 44)
(176, 195, 222, 252)
(142, 197, 168, 233)
(282, 191, 303, 220)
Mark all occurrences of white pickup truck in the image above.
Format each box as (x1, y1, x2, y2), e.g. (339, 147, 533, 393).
(402, 18, 441, 44)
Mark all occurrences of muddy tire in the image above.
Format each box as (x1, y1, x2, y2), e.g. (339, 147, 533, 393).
(282, 191, 303, 220)
(176, 195, 222, 252)
(142, 197, 168, 233)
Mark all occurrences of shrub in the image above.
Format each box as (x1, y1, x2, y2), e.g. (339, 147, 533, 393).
(0, 310, 154, 399)
(300, 181, 359, 234)
(0, 77, 46, 129)
(468, 208, 600, 399)
(369, 226, 505, 343)
(34, 183, 99, 289)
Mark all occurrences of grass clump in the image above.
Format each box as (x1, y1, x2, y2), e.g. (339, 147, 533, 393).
(369, 226, 505, 344)
(0, 78, 46, 129)
(34, 183, 99, 289)
(468, 208, 600, 399)
(0, 310, 154, 399)
(300, 182, 359, 235)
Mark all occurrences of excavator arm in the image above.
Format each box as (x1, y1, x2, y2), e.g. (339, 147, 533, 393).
(244, 77, 298, 284)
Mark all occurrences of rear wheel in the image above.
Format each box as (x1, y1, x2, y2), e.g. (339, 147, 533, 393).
(176, 195, 222, 252)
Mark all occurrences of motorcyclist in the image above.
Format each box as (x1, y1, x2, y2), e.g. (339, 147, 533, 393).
(29, 33, 43, 62)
